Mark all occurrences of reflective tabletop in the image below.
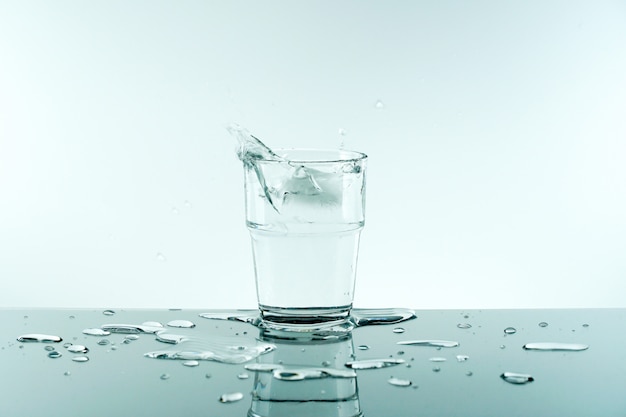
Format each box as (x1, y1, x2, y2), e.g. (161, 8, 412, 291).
(1, 308, 624, 416)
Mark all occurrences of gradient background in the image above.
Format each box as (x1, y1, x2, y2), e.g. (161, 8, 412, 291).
(1, 1, 625, 310)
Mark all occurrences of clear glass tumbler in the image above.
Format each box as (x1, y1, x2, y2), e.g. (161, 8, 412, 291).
(242, 148, 367, 327)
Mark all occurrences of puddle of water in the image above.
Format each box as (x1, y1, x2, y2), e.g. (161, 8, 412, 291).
(17, 334, 63, 343)
(523, 342, 589, 351)
(344, 359, 405, 370)
(397, 340, 460, 348)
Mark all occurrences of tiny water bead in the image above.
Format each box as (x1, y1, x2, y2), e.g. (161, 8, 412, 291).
(432, 366, 441, 373)
(48, 351, 62, 359)
(97, 339, 110, 346)
(156, 252, 167, 262)
(72, 356, 89, 363)
(538, 322, 549, 328)
(237, 373, 250, 380)
(219, 392, 244, 403)
(392, 327, 405, 334)
(345, 359, 405, 370)
(183, 360, 200, 367)
(83, 328, 111, 336)
(44, 346, 55, 352)
(456, 355, 470, 362)
(166, 320, 196, 328)
(397, 340, 459, 348)
(523, 342, 589, 351)
(357, 345, 370, 351)
(504, 327, 517, 335)
(17, 334, 63, 343)
(457, 323, 472, 329)
(429, 357, 447, 362)
(388, 377, 412, 387)
(500, 372, 534, 385)
(374, 99, 386, 109)
(67, 345, 89, 354)
(160, 373, 170, 380)
(102, 310, 116, 316)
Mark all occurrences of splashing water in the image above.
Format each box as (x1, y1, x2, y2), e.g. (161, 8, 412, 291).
(144, 336, 275, 364)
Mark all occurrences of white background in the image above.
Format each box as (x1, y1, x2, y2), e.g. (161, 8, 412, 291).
(1, 1, 625, 310)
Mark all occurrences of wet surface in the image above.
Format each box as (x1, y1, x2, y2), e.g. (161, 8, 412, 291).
(2, 308, 625, 416)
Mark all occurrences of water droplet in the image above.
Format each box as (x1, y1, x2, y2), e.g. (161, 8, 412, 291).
(466, 371, 473, 376)
(338, 128, 347, 136)
(432, 366, 441, 372)
(63, 342, 72, 348)
(171, 207, 180, 215)
(350, 308, 416, 327)
(504, 327, 517, 335)
(522, 342, 589, 351)
(156, 252, 166, 262)
(457, 323, 472, 329)
(101, 323, 164, 334)
(142, 321, 164, 328)
(205, 373, 212, 379)
(48, 351, 62, 358)
(144, 337, 275, 364)
(219, 392, 244, 403)
(345, 359, 405, 370)
(72, 356, 89, 363)
(97, 339, 110, 346)
(83, 328, 111, 336)
(357, 345, 370, 350)
(582, 323, 589, 328)
(64, 371, 71, 376)
(160, 373, 170, 380)
(500, 372, 534, 385)
(429, 357, 447, 362)
(69, 315, 75, 320)
(237, 373, 250, 380)
(156, 333, 188, 344)
(500, 344, 506, 349)
(538, 322, 548, 328)
(374, 99, 386, 109)
(44, 346, 55, 352)
(397, 340, 459, 348)
(456, 355, 470, 362)
(388, 377, 411, 387)
(67, 345, 89, 354)
(183, 360, 200, 367)
(102, 309, 116, 316)
(184, 200, 192, 208)
(392, 327, 405, 334)
(167, 320, 196, 328)
(17, 334, 62, 343)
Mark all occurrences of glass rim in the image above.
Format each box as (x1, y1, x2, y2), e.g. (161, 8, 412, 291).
(258, 148, 368, 164)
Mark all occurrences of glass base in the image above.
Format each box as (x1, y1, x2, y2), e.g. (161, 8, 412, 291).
(257, 305, 355, 340)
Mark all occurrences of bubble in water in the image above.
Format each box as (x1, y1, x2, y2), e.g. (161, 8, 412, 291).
(160, 373, 170, 380)
(538, 322, 548, 328)
(67, 345, 89, 354)
(83, 328, 111, 336)
(167, 320, 196, 328)
(504, 327, 517, 335)
(219, 392, 244, 403)
(388, 377, 411, 387)
(48, 351, 62, 359)
(457, 323, 472, 329)
(17, 334, 63, 343)
(397, 340, 459, 348)
(500, 372, 534, 385)
(183, 360, 200, 367)
(522, 342, 589, 351)
(345, 359, 405, 370)
(72, 356, 89, 363)
(392, 327, 405, 334)
(102, 310, 116, 316)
